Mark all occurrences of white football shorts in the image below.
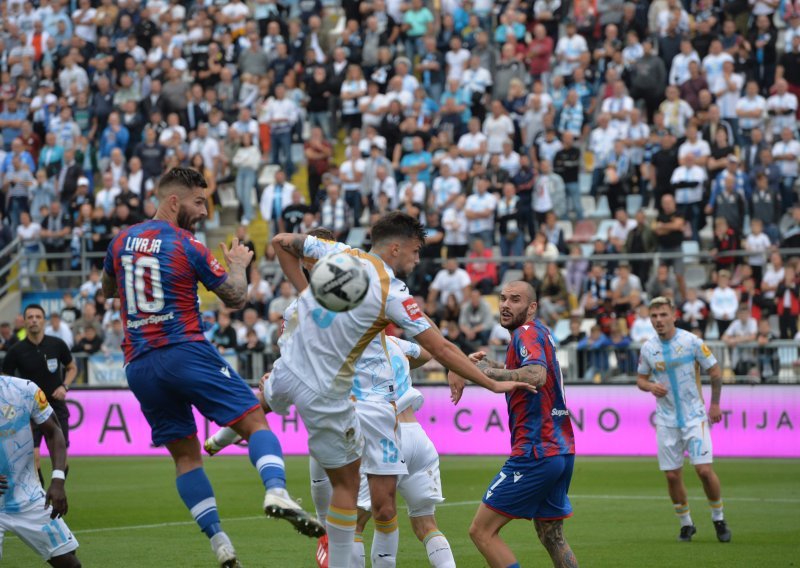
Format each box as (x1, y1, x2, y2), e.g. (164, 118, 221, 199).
(657, 421, 714, 471)
(0, 504, 79, 561)
(397, 422, 445, 517)
(356, 400, 407, 477)
(263, 365, 364, 469)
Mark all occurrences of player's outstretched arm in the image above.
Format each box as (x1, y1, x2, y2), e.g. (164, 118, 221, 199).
(102, 270, 118, 299)
(215, 238, 253, 310)
(416, 328, 536, 396)
(272, 233, 309, 292)
(707, 363, 723, 424)
(40, 414, 68, 519)
(475, 360, 548, 388)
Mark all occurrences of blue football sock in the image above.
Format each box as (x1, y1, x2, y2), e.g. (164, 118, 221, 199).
(506, 564, 521, 568)
(248, 429, 286, 490)
(176, 468, 221, 539)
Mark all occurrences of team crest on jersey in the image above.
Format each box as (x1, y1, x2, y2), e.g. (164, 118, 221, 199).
(701, 343, 712, 357)
(46, 358, 58, 373)
(520, 345, 528, 358)
(1, 404, 17, 420)
(35, 388, 48, 411)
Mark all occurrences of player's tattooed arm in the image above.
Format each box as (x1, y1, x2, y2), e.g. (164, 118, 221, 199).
(707, 363, 723, 424)
(534, 520, 579, 568)
(216, 238, 252, 310)
(101, 270, 118, 298)
(475, 359, 547, 387)
(273, 233, 307, 259)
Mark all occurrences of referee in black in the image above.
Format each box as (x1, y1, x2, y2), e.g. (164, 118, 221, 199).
(2, 304, 77, 484)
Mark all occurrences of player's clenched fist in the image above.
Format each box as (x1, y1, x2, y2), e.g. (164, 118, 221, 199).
(650, 383, 668, 398)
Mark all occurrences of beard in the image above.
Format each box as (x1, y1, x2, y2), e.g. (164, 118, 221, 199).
(177, 207, 198, 232)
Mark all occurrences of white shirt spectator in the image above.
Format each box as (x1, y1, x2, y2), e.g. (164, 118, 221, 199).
(766, 92, 798, 136)
(465, 192, 498, 234)
(397, 179, 427, 204)
(702, 52, 733, 86)
(460, 66, 493, 96)
(187, 137, 220, 174)
(601, 95, 634, 131)
(498, 150, 521, 177)
(72, 6, 97, 43)
(709, 286, 738, 321)
(536, 138, 563, 165)
(482, 114, 515, 154)
(660, 98, 694, 137)
(445, 48, 472, 81)
(736, 94, 767, 131)
(339, 157, 366, 193)
(670, 165, 707, 204)
(761, 265, 784, 299)
(430, 267, 471, 304)
(489, 321, 512, 344)
(45, 321, 74, 349)
(678, 138, 711, 162)
(555, 33, 588, 75)
(630, 316, 657, 343)
(457, 131, 487, 165)
(712, 72, 744, 120)
(657, 7, 689, 37)
(359, 93, 389, 128)
(442, 206, 468, 246)
(431, 176, 461, 209)
(745, 232, 771, 267)
(588, 125, 618, 165)
(236, 319, 270, 345)
(372, 176, 398, 208)
(441, 155, 469, 178)
(773, 139, 800, 178)
(94, 186, 121, 216)
(609, 218, 637, 244)
(669, 51, 700, 85)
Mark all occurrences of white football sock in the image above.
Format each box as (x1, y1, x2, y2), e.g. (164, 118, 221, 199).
(423, 531, 456, 568)
(210, 427, 242, 449)
(351, 532, 366, 568)
(372, 516, 399, 568)
(309, 457, 332, 524)
(327, 506, 357, 568)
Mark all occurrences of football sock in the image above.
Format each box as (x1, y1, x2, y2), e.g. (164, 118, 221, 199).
(327, 506, 357, 568)
(423, 530, 456, 568)
(506, 564, 521, 568)
(309, 458, 332, 524)
(674, 503, 693, 527)
(176, 468, 221, 538)
(351, 532, 366, 568)
(372, 515, 399, 568)
(708, 499, 724, 521)
(248, 429, 285, 490)
(212, 426, 242, 449)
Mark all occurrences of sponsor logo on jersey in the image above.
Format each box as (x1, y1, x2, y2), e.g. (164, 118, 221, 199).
(220, 366, 231, 379)
(513, 472, 523, 483)
(126, 311, 176, 329)
(402, 298, 422, 321)
(551, 408, 570, 417)
(655, 362, 666, 372)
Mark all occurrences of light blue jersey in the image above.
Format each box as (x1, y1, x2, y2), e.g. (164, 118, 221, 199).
(0, 375, 53, 513)
(637, 329, 718, 428)
(352, 334, 421, 404)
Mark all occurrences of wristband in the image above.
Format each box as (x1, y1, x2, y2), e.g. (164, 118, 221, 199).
(51, 469, 66, 480)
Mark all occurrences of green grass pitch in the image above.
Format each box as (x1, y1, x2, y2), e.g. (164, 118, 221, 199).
(6, 456, 799, 567)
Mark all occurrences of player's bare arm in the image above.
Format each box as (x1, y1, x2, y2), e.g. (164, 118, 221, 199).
(214, 238, 253, 310)
(101, 269, 118, 299)
(637, 373, 668, 398)
(708, 363, 723, 424)
(53, 360, 78, 401)
(272, 233, 310, 292)
(0, 474, 7, 495)
(468, 351, 505, 369)
(408, 347, 432, 369)
(476, 360, 547, 387)
(40, 413, 68, 519)
(534, 519, 579, 568)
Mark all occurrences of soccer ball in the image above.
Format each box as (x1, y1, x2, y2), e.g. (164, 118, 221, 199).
(309, 252, 370, 312)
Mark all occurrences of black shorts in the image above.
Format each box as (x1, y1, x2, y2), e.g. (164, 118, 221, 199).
(32, 402, 70, 448)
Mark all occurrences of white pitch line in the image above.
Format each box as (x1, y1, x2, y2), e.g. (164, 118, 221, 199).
(70, 494, 800, 536)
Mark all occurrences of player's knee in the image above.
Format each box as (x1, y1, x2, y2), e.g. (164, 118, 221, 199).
(371, 499, 397, 522)
(664, 469, 682, 483)
(468, 520, 490, 547)
(695, 464, 714, 480)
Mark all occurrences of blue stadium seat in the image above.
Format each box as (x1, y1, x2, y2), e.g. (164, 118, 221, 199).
(681, 240, 700, 264)
(626, 194, 643, 216)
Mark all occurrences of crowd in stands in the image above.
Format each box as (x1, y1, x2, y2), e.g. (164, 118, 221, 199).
(1, 0, 800, 381)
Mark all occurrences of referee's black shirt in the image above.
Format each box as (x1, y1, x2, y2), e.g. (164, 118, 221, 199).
(2, 335, 73, 405)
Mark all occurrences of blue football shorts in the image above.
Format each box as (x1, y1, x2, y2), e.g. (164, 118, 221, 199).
(126, 341, 260, 446)
(482, 453, 575, 521)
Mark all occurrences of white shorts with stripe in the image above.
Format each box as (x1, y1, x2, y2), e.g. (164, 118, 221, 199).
(657, 421, 714, 471)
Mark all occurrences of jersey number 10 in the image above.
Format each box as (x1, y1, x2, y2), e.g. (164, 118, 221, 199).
(121, 255, 165, 314)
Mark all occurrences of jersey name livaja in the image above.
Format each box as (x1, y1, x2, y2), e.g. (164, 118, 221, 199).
(0, 375, 52, 513)
(280, 237, 430, 397)
(637, 328, 718, 428)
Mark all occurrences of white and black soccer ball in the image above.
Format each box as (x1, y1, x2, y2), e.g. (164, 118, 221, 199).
(309, 252, 370, 312)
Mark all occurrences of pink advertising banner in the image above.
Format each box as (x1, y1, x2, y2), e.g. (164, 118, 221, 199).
(51, 386, 799, 458)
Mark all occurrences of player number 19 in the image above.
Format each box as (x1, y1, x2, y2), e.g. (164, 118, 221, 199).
(121, 255, 165, 314)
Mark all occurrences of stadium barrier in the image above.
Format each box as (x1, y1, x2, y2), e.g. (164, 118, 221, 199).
(38, 385, 800, 458)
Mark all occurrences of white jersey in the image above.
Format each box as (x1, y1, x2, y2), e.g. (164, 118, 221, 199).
(0, 376, 52, 513)
(280, 237, 431, 397)
(353, 333, 421, 404)
(637, 329, 717, 428)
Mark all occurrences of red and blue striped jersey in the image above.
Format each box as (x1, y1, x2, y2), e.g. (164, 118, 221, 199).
(504, 319, 575, 459)
(103, 220, 228, 363)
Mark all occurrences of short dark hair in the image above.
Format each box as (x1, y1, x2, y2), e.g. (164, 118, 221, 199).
(370, 212, 426, 246)
(307, 227, 335, 240)
(23, 304, 46, 318)
(156, 167, 208, 199)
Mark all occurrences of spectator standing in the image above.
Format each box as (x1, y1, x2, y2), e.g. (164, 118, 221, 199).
(232, 133, 261, 227)
(709, 270, 738, 337)
(465, 176, 497, 245)
(259, 169, 296, 237)
(465, 238, 497, 294)
(775, 267, 800, 339)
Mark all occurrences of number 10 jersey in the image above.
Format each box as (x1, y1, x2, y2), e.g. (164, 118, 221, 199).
(104, 219, 228, 364)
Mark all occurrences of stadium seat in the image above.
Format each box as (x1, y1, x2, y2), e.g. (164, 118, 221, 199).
(553, 319, 571, 343)
(501, 269, 523, 287)
(580, 318, 596, 334)
(346, 227, 367, 249)
(217, 184, 239, 209)
(593, 219, 617, 242)
(579, 172, 592, 195)
(556, 220, 574, 241)
(683, 264, 708, 289)
(569, 219, 597, 243)
(259, 164, 281, 187)
(705, 321, 719, 340)
(589, 196, 611, 219)
(580, 196, 596, 218)
(626, 193, 643, 216)
(681, 240, 700, 264)
(580, 243, 594, 257)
